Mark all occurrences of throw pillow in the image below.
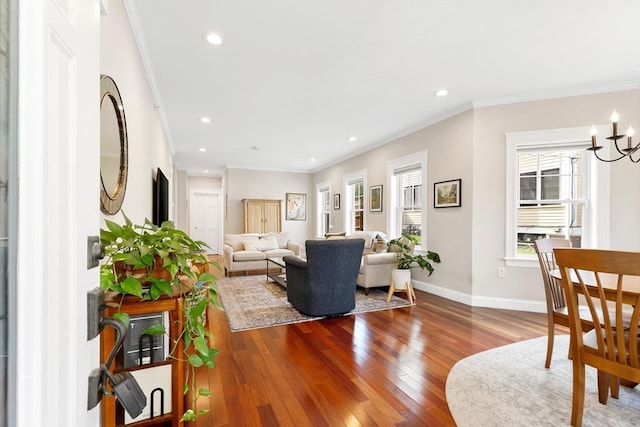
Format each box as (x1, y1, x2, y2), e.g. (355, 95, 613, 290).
(262, 232, 289, 249)
(244, 237, 279, 252)
(243, 240, 262, 251)
(258, 236, 279, 251)
(225, 234, 248, 251)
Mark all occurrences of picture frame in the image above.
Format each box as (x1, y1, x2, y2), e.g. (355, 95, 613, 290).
(286, 193, 306, 220)
(434, 179, 461, 208)
(333, 193, 340, 210)
(369, 185, 383, 212)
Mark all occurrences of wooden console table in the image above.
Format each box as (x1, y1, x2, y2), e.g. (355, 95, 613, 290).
(101, 292, 185, 427)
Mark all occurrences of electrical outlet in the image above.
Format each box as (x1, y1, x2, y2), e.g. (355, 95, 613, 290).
(497, 267, 506, 278)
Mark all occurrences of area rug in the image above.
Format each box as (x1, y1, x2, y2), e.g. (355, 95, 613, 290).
(446, 335, 640, 426)
(215, 275, 412, 332)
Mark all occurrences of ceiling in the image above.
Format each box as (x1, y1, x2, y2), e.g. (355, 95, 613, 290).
(125, 0, 640, 177)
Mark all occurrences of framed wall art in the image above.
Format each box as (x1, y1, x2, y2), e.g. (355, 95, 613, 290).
(434, 179, 461, 208)
(369, 185, 383, 212)
(286, 192, 306, 220)
(333, 193, 340, 210)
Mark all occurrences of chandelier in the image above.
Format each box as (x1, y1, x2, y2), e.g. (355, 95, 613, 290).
(587, 110, 638, 163)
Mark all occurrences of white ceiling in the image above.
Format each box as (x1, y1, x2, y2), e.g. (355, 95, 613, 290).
(125, 0, 640, 177)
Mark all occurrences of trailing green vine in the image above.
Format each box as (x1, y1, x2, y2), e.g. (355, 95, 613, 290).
(100, 212, 222, 421)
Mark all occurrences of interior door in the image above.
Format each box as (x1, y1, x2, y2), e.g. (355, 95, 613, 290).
(17, 1, 100, 426)
(190, 192, 221, 254)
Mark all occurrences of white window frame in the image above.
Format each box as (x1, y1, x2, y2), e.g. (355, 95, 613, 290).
(505, 125, 610, 267)
(386, 151, 427, 248)
(343, 169, 367, 234)
(315, 180, 331, 237)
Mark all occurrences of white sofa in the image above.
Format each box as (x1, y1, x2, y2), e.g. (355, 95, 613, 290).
(223, 232, 303, 275)
(326, 231, 399, 294)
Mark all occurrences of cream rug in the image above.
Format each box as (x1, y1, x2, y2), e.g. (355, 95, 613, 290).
(216, 275, 412, 332)
(446, 335, 640, 426)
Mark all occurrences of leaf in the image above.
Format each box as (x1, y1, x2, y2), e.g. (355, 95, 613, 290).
(188, 354, 204, 367)
(149, 279, 173, 297)
(112, 312, 130, 327)
(148, 284, 162, 300)
(121, 277, 143, 298)
(198, 272, 217, 284)
(183, 383, 189, 395)
(198, 388, 212, 397)
(104, 219, 122, 235)
(193, 336, 209, 356)
(190, 298, 207, 319)
(100, 268, 116, 291)
(142, 324, 166, 335)
(180, 409, 196, 422)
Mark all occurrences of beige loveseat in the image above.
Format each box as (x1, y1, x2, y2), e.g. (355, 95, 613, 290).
(326, 231, 399, 294)
(223, 232, 303, 275)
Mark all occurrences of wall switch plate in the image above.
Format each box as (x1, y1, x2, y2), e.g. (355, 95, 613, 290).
(497, 267, 506, 278)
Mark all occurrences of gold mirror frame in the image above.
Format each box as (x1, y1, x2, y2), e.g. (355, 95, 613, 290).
(99, 75, 128, 215)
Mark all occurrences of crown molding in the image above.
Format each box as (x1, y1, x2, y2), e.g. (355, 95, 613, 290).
(473, 80, 640, 108)
(123, 0, 175, 154)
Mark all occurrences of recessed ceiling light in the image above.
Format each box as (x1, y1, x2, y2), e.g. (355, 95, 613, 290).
(310, 158, 317, 162)
(203, 170, 209, 173)
(348, 136, 357, 142)
(434, 89, 448, 97)
(199, 147, 206, 152)
(200, 116, 211, 124)
(204, 32, 223, 45)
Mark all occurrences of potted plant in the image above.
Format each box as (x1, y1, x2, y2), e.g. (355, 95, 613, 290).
(100, 212, 222, 422)
(388, 235, 441, 290)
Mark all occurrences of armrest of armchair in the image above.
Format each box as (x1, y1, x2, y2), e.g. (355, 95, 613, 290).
(362, 252, 397, 265)
(283, 255, 309, 305)
(358, 252, 398, 289)
(283, 255, 307, 270)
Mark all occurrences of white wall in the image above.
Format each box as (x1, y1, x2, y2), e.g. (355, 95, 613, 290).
(472, 89, 640, 307)
(224, 168, 313, 244)
(312, 88, 640, 310)
(313, 110, 475, 296)
(100, 0, 173, 225)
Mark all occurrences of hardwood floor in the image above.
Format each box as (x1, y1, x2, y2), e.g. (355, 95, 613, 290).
(193, 259, 550, 426)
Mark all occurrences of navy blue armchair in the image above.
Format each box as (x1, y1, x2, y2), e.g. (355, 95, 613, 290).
(284, 239, 365, 316)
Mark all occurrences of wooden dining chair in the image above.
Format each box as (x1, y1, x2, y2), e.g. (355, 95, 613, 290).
(554, 248, 640, 427)
(534, 238, 594, 368)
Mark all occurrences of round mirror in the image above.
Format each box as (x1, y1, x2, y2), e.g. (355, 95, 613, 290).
(100, 75, 128, 215)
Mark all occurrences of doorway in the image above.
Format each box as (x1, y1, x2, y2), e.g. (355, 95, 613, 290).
(189, 192, 222, 254)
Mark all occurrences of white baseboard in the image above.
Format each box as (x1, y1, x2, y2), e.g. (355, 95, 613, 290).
(412, 280, 547, 314)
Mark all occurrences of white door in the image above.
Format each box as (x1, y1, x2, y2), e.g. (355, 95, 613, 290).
(190, 192, 221, 254)
(18, 1, 100, 426)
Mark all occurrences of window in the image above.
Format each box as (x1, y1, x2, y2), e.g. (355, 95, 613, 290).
(351, 181, 364, 232)
(343, 170, 367, 234)
(506, 127, 606, 266)
(387, 152, 427, 246)
(316, 182, 331, 237)
(398, 168, 422, 240)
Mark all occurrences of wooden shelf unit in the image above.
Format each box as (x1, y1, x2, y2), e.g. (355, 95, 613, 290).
(101, 293, 184, 427)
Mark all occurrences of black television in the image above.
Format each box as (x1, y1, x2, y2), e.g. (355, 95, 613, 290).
(153, 167, 169, 226)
